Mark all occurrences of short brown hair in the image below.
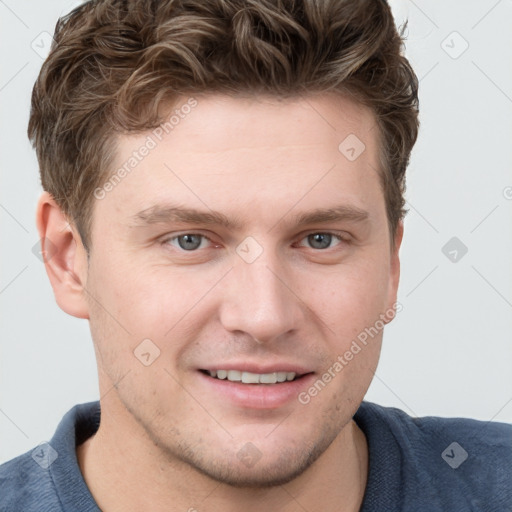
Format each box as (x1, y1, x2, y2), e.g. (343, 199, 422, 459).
(28, 0, 419, 252)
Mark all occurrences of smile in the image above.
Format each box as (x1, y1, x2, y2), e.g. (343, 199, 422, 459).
(203, 369, 299, 384)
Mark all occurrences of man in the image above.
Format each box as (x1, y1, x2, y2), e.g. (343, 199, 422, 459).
(0, 0, 510, 510)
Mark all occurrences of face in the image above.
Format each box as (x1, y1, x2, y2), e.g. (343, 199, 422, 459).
(82, 93, 401, 487)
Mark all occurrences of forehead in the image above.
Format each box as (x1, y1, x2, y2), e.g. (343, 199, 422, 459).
(96, 93, 384, 232)
(112, 92, 379, 160)
(152, 93, 377, 152)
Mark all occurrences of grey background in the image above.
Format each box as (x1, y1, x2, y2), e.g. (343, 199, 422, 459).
(1, 0, 511, 464)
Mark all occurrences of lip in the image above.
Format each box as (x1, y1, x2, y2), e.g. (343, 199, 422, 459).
(197, 369, 316, 410)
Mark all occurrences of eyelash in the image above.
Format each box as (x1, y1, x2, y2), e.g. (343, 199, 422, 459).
(161, 231, 350, 252)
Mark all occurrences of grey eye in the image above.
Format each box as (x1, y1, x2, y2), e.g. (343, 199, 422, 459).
(177, 234, 203, 251)
(307, 233, 332, 249)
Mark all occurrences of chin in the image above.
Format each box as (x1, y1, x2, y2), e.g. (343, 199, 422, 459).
(157, 429, 337, 489)
(186, 448, 321, 489)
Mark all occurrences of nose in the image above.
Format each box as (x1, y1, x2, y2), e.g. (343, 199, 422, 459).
(218, 249, 303, 344)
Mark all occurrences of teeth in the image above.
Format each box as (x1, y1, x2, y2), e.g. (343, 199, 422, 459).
(242, 371, 260, 384)
(208, 370, 297, 384)
(259, 373, 277, 384)
(227, 370, 242, 381)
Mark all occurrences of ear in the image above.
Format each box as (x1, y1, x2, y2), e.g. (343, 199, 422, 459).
(35, 192, 90, 319)
(385, 219, 404, 320)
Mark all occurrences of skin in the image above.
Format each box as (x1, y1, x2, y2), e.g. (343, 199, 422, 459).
(37, 93, 403, 512)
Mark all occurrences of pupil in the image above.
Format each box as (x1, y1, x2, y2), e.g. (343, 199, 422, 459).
(309, 233, 331, 249)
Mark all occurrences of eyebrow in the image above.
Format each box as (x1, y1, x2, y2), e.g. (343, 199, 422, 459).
(131, 203, 369, 231)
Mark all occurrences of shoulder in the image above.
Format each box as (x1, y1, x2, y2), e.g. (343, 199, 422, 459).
(0, 401, 101, 512)
(358, 400, 512, 447)
(0, 447, 60, 512)
(356, 401, 512, 511)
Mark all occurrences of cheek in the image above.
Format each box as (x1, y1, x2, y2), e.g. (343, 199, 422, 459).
(311, 258, 391, 333)
(87, 257, 219, 366)
(311, 269, 386, 399)
(89, 251, 181, 325)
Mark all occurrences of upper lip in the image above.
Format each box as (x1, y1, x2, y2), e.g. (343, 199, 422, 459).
(199, 363, 313, 376)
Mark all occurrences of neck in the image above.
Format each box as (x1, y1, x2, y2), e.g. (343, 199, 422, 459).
(77, 398, 368, 512)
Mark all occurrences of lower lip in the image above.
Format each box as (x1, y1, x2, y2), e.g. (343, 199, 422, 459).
(197, 371, 316, 409)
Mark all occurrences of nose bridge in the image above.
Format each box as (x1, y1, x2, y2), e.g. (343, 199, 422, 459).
(220, 245, 300, 342)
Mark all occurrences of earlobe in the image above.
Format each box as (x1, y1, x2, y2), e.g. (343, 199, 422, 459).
(35, 192, 90, 319)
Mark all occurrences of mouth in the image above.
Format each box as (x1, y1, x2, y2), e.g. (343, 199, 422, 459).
(198, 367, 316, 409)
(200, 369, 309, 384)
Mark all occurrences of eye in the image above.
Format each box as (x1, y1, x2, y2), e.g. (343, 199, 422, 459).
(297, 232, 345, 250)
(165, 233, 212, 251)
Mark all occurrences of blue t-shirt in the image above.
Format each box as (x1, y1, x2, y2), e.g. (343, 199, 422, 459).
(0, 401, 510, 511)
